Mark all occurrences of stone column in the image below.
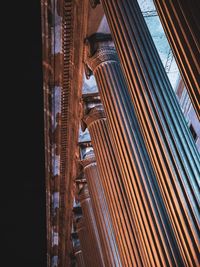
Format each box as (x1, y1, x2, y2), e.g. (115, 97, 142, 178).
(74, 247, 85, 267)
(81, 149, 122, 267)
(153, 0, 200, 120)
(72, 236, 86, 267)
(76, 217, 93, 267)
(78, 183, 105, 267)
(82, 93, 184, 267)
(98, 0, 200, 264)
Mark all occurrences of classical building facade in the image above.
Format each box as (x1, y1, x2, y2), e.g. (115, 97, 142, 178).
(41, 0, 200, 266)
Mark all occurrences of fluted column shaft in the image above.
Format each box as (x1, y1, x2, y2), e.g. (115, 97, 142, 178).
(78, 185, 105, 267)
(153, 0, 200, 119)
(99, 1, 200, 265)
(84, 112, 143, 267)
(76, 218, 94, 267)
(81, 153, 122, 267)
(83, 94, 184, 266)
(74, 245, 86, 267)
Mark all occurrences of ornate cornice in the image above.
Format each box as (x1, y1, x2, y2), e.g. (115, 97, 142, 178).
(41, 0, 89, 266)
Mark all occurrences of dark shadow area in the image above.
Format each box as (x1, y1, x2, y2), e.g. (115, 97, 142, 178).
(1, 0, 47, 266)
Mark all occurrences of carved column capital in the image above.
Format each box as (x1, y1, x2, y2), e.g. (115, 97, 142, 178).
(81, 93, 106, 130)
(81, 149, 96, 169)
(86, 46, 119, 73)
(78, 183, 90, 202)
(74, 244, 81, 254)
(76, 217, 85, 232)
(84, 33, 119, 77)
(83, 104, 106, 129)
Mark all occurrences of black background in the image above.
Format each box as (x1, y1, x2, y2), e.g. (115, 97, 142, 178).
(2, 0, 47, 266)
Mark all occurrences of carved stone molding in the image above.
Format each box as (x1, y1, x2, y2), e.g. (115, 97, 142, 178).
(41, 0, 89, 265)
